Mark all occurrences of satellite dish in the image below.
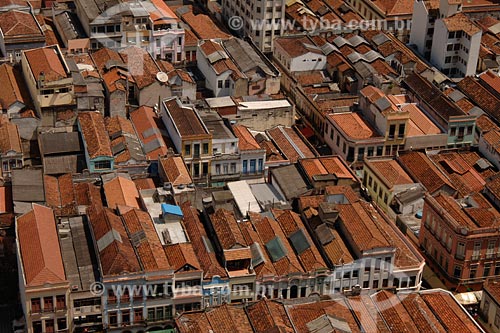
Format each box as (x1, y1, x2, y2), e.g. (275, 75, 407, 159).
(156, 71, 168, 83)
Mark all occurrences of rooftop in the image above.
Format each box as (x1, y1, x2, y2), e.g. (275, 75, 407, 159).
(78, 112, 113, 159)
(103, 176, 141, 210)
(17, 204, 66, 287)
(266, 126, 315, 163)
(129, 105, 169, 159)
(160, 155, 192, 187)
(0, 63, 28, 111)
(233, 125, 262, 151)
(24, 45, 68, 83)
(365, 159, 414, 189)
(442, 13, 481, 36)
(328, 112, 380, 140)
(163, 98, 210, 138)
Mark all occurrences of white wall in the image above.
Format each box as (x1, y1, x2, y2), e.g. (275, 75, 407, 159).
(290, 52, 327, 72)
(409, 0, 430, 55)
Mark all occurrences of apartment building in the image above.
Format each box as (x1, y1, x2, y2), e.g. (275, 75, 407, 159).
(21, 45, 75, 125)
(421, 192, 500, 291)
(232, 125, 266, 179)
(298, 185, 425, 293)
(221, 0, 286, 53)
(410, 0, 481, 77)
(17, 204, 71, 333)
(362, 159, 415, 213)
(404, 74, 477, 148)
(75, 0, 185, 62)
(0, 10, 45, 62)
(77, 112, 114, 173)
(160, 97, 212, 180)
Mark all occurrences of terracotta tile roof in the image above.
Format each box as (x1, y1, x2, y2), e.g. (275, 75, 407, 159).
(336, 201, 390, 251)
(365, 159, 413, 189)
(24, 46, 67, 82)
(246, 299, 294, 333)
(164, 242, 200, 272)
(251, 215, 304, 276)
(210, 208, 247, 250)
(402, 104, 442, 136)
(90, 47, 123, 74)
(476, 114, 498, 133)
(103, 176, 141, 210)
(479, 70, 500, 96)
(372, 290, 419, 332)
(0, 117, 22, 154)
(133, 177, 156, 191)
(130, 105, 169, 159)
(78, 112, 113, 158)
(198, 40, 244, 81)
(324, 185, 360, 203)
(258, 138, 287, 162)
(286, 298, 360, 333)
(184, 29, 199, 47)
(443, 13, 481, 36)
(267, 126, 315, 163)
(87, 206, 141, 276)
(239, 220, 276, 277)
(485, 279, 500, 303)
(74, 182, 103, 209)
(0, 185, 13, 213)
(430, 151, 491, 196)
(275, 36, 323, 58)
(273, 210, 327, 271)
(163, 98, 209, 137)
(299, 156, 356, 181)
(457, 76, 500, 120)
(121, 208, 171, 271)
(105, 116, 135, 137)
(120, 46, 162, 89)
(177, 304, 253, 333)
(17, 204, 66, 287)
(370, 0, 414, 16)
(0, 10, 43, 37)
(398, 151, 455, 194)
(420, 290, 482, 332)
(483, 129, 500, 155)
(0, 63, 28, 111)
(233, 125, 261, 151)
(160, 155, 192, 186)
(180, 11, 231, 40)
(181, 202, 227, 279)
(328, 112, 380, 140)
(43, 174, 77, 217)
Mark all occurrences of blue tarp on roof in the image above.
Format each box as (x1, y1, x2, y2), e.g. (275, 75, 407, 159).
(161, 203, 183, 217)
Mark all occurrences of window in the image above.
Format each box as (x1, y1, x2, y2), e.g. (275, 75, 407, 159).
(453, 265, 462, 278)
(250, 159, 256, 173)
(225, 80, 230, 88)
(449, 31, 456, 39)
(94, 160, 111, 170)
(364, 259, 371, 272)
(203, 143, 209, 154)
(487, 240, 495, 259)
(31, 298, 41, 313)
(467, 126, 473, 135)
(216, 164, 221, 175)
(470, 265, 477, 279)
(218, 80, 223, 89)
(243, 160, 248, 174)
(45, 320, 54, 333)
(388, 124, 396, 139)
(122, 310, 130, 324)
(184, 144, 191, 156)
(456, 242, 465, 260)
(450, 127, 456, 136)
(445, 56, 452, 64)
(44, 296, 53, 312)
(472, 241, 481, 260)
(447, 44, 453, 51)
(258, 158, 263, 172)
(56, 295, 65, 310)
(134, 308, 143, 322)
(57, 318, 67, 330)
(398, 124, 405, 139)
(484, 263, 491, 277)
(194, 144, 200, 157)
(496, 263, 500, 276)
(109, 312, 118, 326)
(223, 164, 229, 174)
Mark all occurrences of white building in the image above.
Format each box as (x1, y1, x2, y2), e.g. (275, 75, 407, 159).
(274, 36, 327, 73)
(410, 0, 481, 77)
(221, 0, 285, 53)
